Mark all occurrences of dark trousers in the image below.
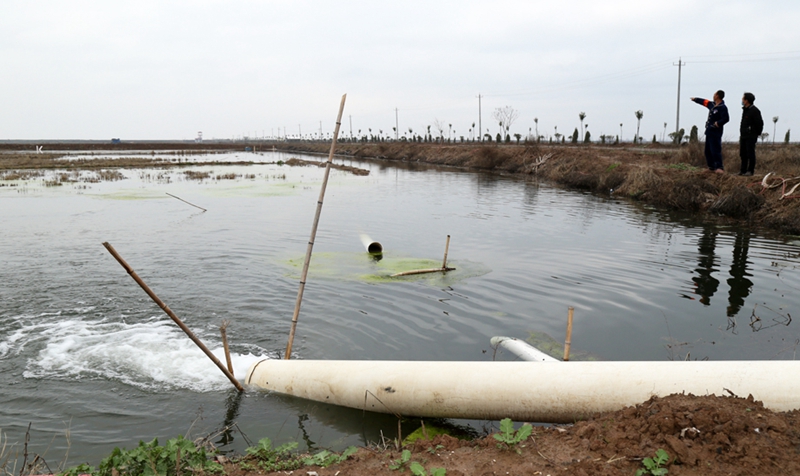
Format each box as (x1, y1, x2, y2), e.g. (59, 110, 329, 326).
(704, 132, 723, 170)
(740, 137, 757, 174)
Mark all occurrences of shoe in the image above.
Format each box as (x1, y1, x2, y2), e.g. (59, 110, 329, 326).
(737, 172, 745, 176)
(714, 169, 725, 174)
(743, 171, 753, 176)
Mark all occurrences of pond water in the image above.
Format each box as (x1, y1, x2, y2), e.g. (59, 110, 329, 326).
(1, 151, 799, 466)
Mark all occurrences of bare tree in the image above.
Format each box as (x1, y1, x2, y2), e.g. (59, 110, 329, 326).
(492, 106, 520, 138)
(432, 118, 447, 142)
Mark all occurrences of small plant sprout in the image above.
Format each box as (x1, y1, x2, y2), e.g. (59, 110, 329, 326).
(389, 449, 412, 470)
(409, 461, 447, 476)
(493, 418, 533, 451)
(302, 446, 357, 468)
(427, 444, 445, 454)
(636, 448, 670, 476)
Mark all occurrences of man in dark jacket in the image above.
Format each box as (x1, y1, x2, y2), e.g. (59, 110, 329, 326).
(739, 92, 764, 176)
(691, 90, 730, 174)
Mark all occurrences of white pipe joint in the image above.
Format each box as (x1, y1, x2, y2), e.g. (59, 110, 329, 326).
(490, 336, 559, 362)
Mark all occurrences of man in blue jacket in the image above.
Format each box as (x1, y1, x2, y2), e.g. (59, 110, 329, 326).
(690, 90, 730, 174)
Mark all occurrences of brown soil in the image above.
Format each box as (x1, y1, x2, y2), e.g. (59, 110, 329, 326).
(224, 393, 800, 476)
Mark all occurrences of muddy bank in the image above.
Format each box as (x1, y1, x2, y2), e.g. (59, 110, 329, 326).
(218, 393, 800, 476)
(277, 141, 800, 236)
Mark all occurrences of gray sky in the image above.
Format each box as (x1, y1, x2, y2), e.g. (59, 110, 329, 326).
(2, 0, 798, 142)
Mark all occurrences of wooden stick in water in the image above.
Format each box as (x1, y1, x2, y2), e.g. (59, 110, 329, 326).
(563, 306, 574, 361)
(390, 235, 455, 277)
(285, 94, 347, 360)
(391, 267, 455, 277)
(220, 320, 234, 374)
(166, 193, 207, 212)
(442, 235, 451, 269)
(102, 242, 243, 392)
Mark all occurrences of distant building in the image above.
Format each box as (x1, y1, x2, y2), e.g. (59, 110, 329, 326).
(111, 138, 121, 144)
(195, 131, 203, 143)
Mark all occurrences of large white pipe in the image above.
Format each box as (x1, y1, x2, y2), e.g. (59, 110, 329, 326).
(490, 336, 559, 362)
(359, 234, 383, 254)
(245, 360, 800, 423)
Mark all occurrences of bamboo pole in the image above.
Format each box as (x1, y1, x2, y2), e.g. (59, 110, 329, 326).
(166, 193, 207, 212)
(102, 242, 244, 392)
(442, 235, 451, 268)
(284, 94, 347, 360)
(391, 267, 456, 277)
(220, 320, 234, 374)
(563, 306, 574, 361)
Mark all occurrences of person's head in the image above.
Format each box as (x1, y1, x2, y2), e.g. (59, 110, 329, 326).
(742, 92, 755, 107)
(713, 90, 725, 103)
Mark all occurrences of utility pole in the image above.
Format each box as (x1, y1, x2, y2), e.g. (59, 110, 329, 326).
(319, 120, 323, 140)
(298, 124, 301, 139)
(674, 57, 685, 138)
(349, 115, 353, 139)
(395, 108, 399, 141)
(477, 94, 482, 142)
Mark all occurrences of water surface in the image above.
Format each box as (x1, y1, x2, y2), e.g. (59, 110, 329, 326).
(1, 151, 799, 465)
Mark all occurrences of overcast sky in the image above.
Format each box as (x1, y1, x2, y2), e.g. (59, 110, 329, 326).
(2, 0, 798, 142)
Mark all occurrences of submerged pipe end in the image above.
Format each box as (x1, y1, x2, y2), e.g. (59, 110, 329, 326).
(360, 234, 383, 254)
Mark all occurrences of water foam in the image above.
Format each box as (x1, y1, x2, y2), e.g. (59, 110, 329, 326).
(5, 311, 269, 393)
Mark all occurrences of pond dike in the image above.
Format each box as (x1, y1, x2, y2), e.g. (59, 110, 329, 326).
(273, 141, 800, 236)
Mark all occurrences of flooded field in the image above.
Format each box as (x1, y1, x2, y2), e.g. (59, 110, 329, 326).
(1, 151, 799, 466)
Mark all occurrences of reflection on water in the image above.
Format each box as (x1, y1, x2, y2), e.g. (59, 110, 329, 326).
(692, 228, 720, 306)
(728, 232, 754, 317)
(691, 228, 754, 317)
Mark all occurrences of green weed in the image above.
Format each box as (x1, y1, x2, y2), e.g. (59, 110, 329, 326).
(426, 444, 445, 454)
(493, 418, 532, 451)
(244, 437, 302, 472)
(389, 449, 412, 470)
(60, 435, 223, 476)
(409, 461, 446, 476)
(302, 446, 357, 468)
(636, 448, 670, 476)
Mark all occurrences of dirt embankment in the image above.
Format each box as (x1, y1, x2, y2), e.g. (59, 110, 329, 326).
(278, 141, 800, 236)
(232, 393, 800, 476)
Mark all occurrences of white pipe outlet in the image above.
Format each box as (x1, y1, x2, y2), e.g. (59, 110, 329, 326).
(359, 234, 383, 254)
(245, 359, 800, 423)
(490, 336, 559, 362)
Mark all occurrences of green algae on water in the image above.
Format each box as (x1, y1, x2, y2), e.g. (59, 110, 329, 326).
(284, 252, 490, 285)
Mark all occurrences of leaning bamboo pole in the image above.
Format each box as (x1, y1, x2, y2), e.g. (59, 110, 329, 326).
(220, 320, 234, 374)
(284, 94, 347, 360)
(102, 242, 244, 392)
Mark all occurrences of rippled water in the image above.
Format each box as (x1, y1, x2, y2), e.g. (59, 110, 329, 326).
(1, 151, 799, 465)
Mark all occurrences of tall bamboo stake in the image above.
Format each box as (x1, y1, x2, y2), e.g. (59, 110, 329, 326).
(102, 242, 244, 392)
(442, 235, 451, 268)
(284, 94, 347, 360)
(563, 306, 574, 361)
(220, 320, 234, 374)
